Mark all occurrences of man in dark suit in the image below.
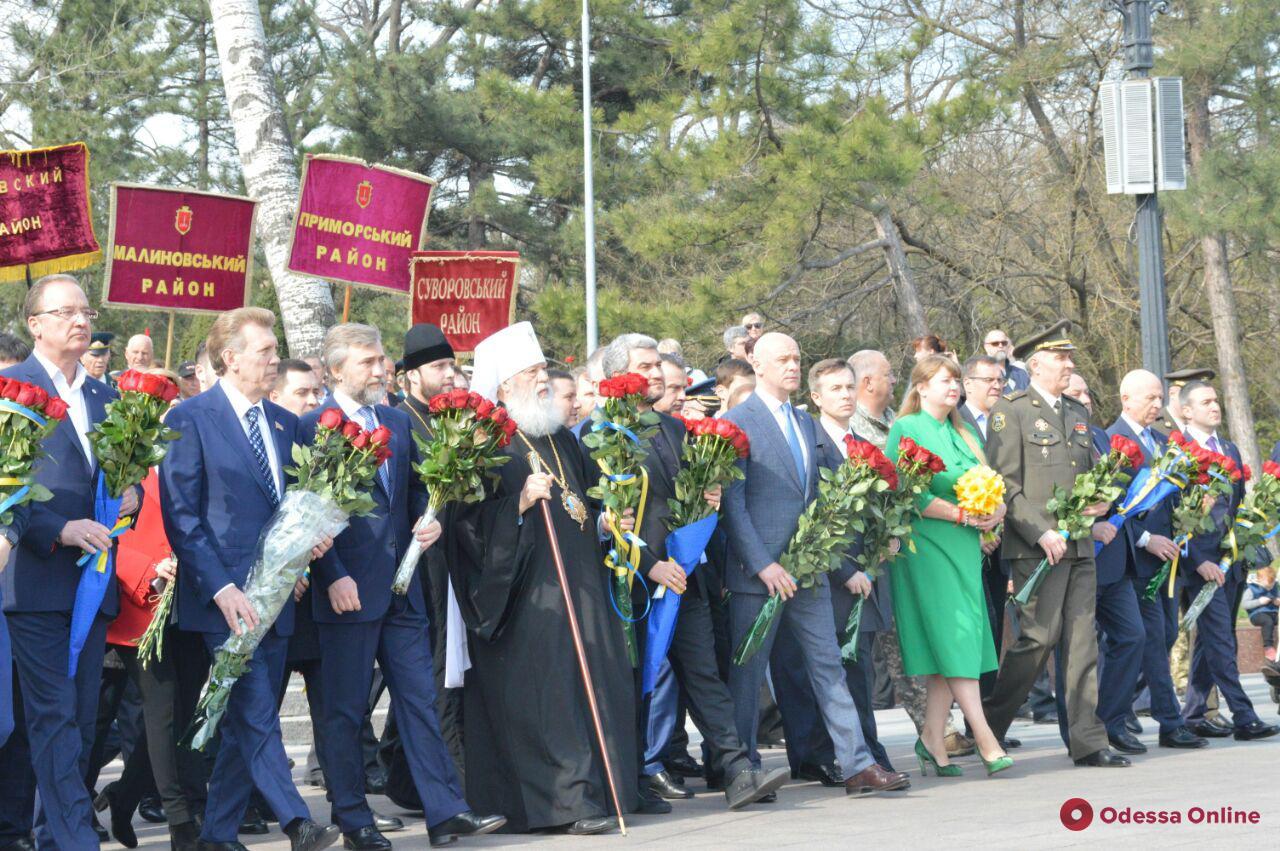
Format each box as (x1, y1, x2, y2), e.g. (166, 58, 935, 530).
(591, 334, 787, 811)
(722, 333, 908, 796)
(301, 324, 504, 850)
(160, 307, 339, 851)
(982, 330, 1028, 393)
(770, 359, 896, 775)
(1176, 380, 1279, 741)
(1099, 371, 1207, 751)
(1, 275, 141, 849)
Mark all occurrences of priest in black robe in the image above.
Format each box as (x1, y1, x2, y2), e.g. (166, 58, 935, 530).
(449, 322, 639, 835)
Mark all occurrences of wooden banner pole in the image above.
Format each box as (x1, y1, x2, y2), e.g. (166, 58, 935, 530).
(164, 311, 176, 370)
(342, 285, 352, 322)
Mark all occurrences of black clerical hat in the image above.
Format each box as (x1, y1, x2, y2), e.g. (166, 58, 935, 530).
(403, 324, 454, 372)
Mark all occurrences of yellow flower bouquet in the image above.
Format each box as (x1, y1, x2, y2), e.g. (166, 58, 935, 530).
(954, 465, 1006, 546)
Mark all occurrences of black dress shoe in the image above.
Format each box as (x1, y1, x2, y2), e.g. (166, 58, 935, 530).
(1207, 715, 1233, 731)
(196, 842, 249, 851)
(342, 826, 391, 850)
(364, 769, 388, 796)
(428, 812, 507, 846)
(725, 767, 789, 810)
(790, 762, 843, 787)
(1233, 720, 1280, 740)
(1033, 711, 1059, 725)
(1158, 727, 1209, 749)
(646, 770, 693, 800)
(565, 816, 617, 836)
(0, 837, 36, 851)
(636, 793, 672, 815)
(285, 818, 341, 851)
(94, 783, 139, 848)
(755, 791, 777, 804)
(1073, 748, 1131, 767)
(170, 820, 201, 851)
(371, 811, 404, 833)
(703, 770, 726, 791)
(1107, 730, 1148, 755)
(1189, 720, 1233, 738)
(663, 752, 702, 778)
(139, 793, 167, 823)
(1124, 715, 1143, 735)
(1002, 736, 1022, 750)
(238, 812, 269, 835)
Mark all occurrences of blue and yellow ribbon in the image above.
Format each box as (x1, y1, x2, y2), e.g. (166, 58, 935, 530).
(76, 515, 133, 572)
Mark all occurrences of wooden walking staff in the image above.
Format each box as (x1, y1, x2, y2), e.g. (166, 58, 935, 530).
(528, 454, 628, 835)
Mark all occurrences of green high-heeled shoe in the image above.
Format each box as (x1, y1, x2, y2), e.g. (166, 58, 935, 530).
(979, 749, 1014, 776)
(915, 738, 963, 777)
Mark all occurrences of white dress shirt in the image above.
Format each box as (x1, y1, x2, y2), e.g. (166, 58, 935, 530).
(819, 415, 854, 449)
(33, 348, 94, 467)
(219, 378, 282, 492)
(964, 402, 990, 440)
(754, 387, 810, 474)
(1185, 425, 1220, 452)
(333, 389, 379, 428)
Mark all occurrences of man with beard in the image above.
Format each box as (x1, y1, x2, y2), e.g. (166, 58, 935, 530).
(592, 334, 788, 812)
(301, 324, 504, 849)
(983, 329, 1028, 393)
(450, 323, 638, 835)
(391, 324, 464, 792)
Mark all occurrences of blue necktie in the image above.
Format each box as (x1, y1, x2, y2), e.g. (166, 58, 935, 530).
(781, 402, 806, 487)
(245, 407, 279, 506)
(358, 406, 392, 497)
(1140, 428, 1156, 457)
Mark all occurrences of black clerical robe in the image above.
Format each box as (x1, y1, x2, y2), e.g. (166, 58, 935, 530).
(450, 426, 639, 832)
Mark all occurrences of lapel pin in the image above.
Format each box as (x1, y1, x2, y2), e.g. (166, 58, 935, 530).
(274, 421, 284, 431)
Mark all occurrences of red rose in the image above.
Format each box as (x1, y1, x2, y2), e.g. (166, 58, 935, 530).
(14, 384, 36, 407)
(28, 385, 47, 409)
(341, 420, 361, 439)
(1264, 460, 1280, 479)
(928, 453, 946, 474)
(318, 408, 344, 430)
(370, 426, 392, 447)
(352, 431, 370, 449)
(491, 407, 509, 425)
(43, 396, 69, 421)
(467, 391, 483, 410)
(428, 393, 448, 414)
(118, 371, 140, 392)
(374, 444, 393, 463)
(501, 418, 518, 437)
(448, 388, 470, 408)
(1242, 464, 1253, 483)
(475, 398, 495, 418)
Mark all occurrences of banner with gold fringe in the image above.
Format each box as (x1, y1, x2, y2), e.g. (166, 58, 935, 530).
(0, 142, 101, 282)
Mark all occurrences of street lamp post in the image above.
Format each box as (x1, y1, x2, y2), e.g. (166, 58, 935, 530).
(581, 0, 599, 355)
(1112, 0, 1171, 378)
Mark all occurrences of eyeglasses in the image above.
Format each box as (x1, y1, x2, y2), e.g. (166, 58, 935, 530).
(985, 339, 1010, 347)
(965, 376, 1003, 384)
(745, 322, 763, 330)
(32, 307, 99, 322)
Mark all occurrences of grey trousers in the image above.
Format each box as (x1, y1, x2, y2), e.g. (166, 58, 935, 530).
(728, 588, 874, 779)
(982, 555, 1109, 760)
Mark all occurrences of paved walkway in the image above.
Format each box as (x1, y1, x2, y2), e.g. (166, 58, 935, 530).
(103, 674, 1279, 849)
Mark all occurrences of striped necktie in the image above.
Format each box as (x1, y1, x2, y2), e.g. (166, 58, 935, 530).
(244, 407, 279, 506)
(358, 406, 392, 496)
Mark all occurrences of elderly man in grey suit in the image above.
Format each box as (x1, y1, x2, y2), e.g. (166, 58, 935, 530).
(722, 333, 909, 796)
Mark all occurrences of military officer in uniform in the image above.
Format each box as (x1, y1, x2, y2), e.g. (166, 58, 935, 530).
(980, 330, 1130, 768)
(80, 331, 114, 383)
(1148, 368, 1215, 439)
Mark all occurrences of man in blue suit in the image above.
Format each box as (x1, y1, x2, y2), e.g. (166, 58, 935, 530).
(300, 324, 504, 850)
(160, 307, 340, 851)
(721, 333, 909, 797)
(1, 504, 28, 749)
(1177, 380, 1278, 741)
(2, 274, 141, 849)
(1096, 370, 1208, 753)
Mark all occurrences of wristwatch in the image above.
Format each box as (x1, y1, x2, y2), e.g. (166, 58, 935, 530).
(1, 527, 18, 548)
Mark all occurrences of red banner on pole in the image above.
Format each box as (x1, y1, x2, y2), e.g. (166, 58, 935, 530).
(410, 251, 521, 355)
(0, 143, 101, 282)
(103, 184, 257, 314)
(287, 155, 434, 293)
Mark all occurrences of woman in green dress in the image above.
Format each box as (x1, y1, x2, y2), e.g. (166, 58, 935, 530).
(886, 355, 1012, 776)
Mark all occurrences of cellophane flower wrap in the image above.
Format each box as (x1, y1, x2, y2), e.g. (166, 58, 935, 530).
(1142, 431, 1224, 600)
(69, 369, 181, 676)
(582, 372, 660, 667)
(187, 410, 389, 750)
(641, 415, 748, 693)
(391, 389, 514, 595)
(0, 376, 67, 525)
(1012, 434, 1134, 608)
(734, 435, 902, 666)
(1181, 452, 1261, 632)
(955, 464, 1006, 547)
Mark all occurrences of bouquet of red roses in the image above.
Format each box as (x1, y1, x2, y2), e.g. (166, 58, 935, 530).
(582, 372, 661, 666)
(1011, 433, 1133, 607)
(1145, 432, 1234, 599)
(187, 409, 390, 749)
(1180, 454, 1264, 633)
(391, 388, 515, 594)
(734, 434, 897, 665)
(864, 436, 946, 571)
(68, 369, 181, 675)
(0, 377, 68, 526)
(641, 415, 749, 693)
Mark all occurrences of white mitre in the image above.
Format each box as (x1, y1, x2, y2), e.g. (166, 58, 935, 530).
(470, 321, 546, 402)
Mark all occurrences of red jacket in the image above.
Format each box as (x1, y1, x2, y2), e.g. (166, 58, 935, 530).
(108, 470, 171, 646)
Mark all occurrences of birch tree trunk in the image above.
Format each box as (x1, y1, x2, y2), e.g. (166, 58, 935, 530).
(209, 0, 334, 356)
(873, 205, 928, 339)
(1186, 88, 1261, 473)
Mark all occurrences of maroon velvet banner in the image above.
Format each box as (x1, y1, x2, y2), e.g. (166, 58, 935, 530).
(103, 184, 257, 314)
(287, 155, 434, 293)
(410, 251, 521, 355)
(0, 143, 101, 282)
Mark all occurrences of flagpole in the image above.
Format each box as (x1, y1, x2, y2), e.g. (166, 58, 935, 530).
(582, 0, 598, 356)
